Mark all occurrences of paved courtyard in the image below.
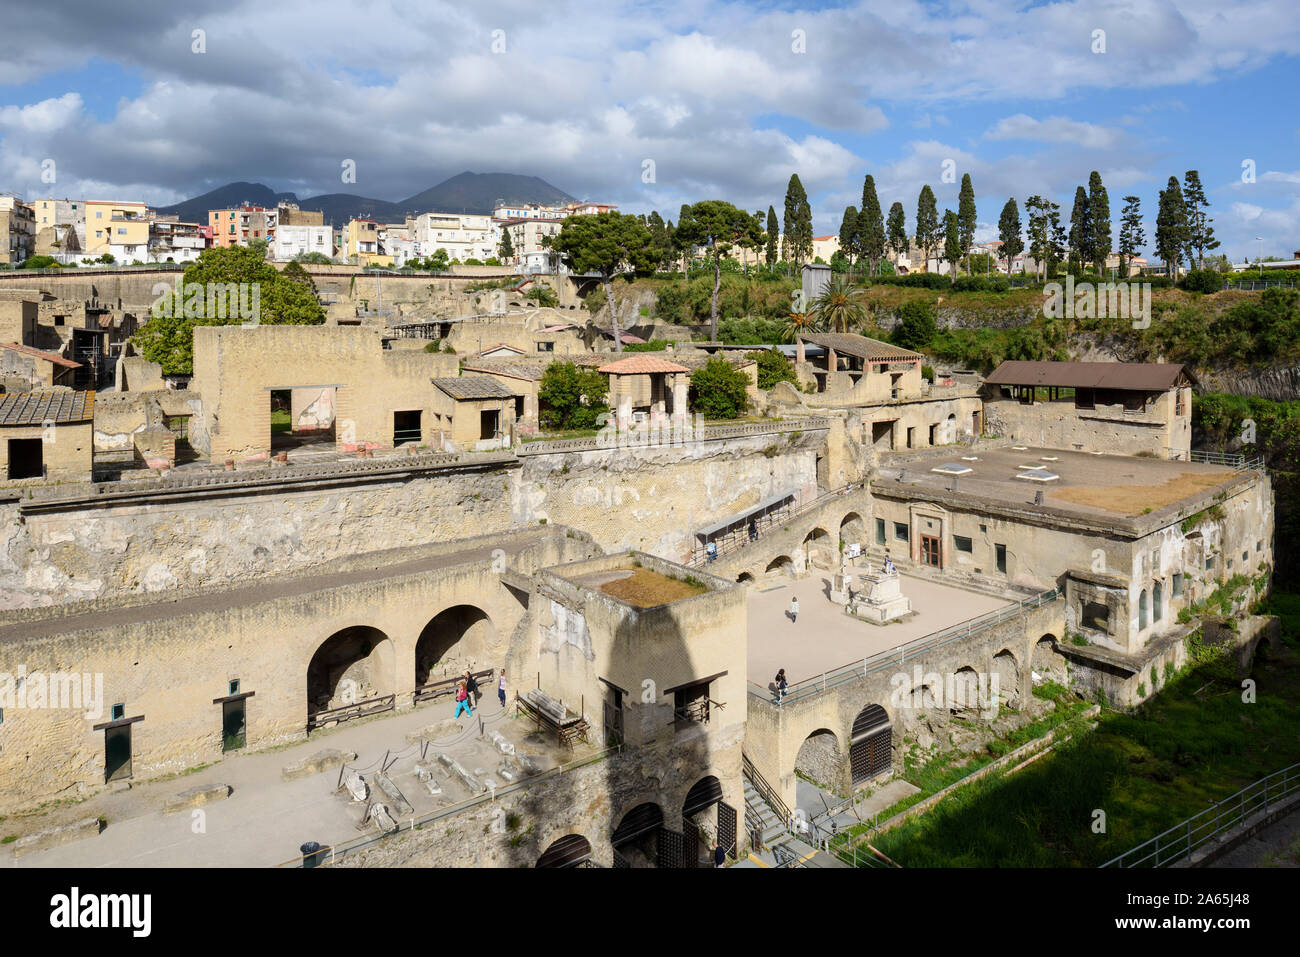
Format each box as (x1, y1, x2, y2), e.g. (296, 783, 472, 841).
(4, 695, 578, 869)
(746, 572, 1012, 687)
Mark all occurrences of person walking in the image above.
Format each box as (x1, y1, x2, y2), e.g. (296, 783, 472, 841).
(713, 842, 726, 868)
(706, 540, 717, 564)
(464, 670, 480, 708)
(789, 595, 799, 623)
(775, 668, 788, 703)
(497, 668, 507, 710)
(453, 680, 473, 719)
(748, 518, 758, 543)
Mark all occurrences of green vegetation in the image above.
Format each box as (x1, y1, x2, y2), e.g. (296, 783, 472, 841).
(132, 244, 325, 374)
(892, 299, 937, 352)
(623, 339, 669, 352)
(850, 617, 1300, 867)
(746, 347, 797, 389)
(688, 357, 750, 419)
(537, 361, 608, 431)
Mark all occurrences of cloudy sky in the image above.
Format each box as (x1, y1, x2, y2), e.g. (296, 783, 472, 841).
(1, 0, 1297, 259)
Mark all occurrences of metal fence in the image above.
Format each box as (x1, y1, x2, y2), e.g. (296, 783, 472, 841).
(275, 745, 623, 867)
(1189, 449, 1265, 470)
(750, 588, 1060, 706)
(687, 482, 864, 568)
(1100, 762, 1300, 867)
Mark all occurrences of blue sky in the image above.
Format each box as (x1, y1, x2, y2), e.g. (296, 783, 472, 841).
(1, 0, 1297, 260)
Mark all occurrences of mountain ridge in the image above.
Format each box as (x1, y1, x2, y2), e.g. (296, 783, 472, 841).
(155, 172, 578, 224)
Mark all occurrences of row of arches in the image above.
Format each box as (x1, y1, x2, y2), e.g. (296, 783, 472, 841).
(536, 775, 732, 868)
(732, 510, 868, 585)
(788, 637, 1066, 792)
(306, 604, 495, 723)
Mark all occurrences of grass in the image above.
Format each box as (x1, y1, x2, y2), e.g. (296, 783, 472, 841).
(270, 408, 291, 435)
(847, 607, 1300, 867)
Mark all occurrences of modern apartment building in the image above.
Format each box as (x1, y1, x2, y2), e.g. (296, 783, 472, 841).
(0, 195, 36, 266)
(208, 205, 276, 248)
(82, 200, 151, 259)
(147, 220, 207, 263)
(274, 224, 334, 261)
(411, 212, 498, 261)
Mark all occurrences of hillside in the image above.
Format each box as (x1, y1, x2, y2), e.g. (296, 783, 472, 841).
(155, 171, 576, 225)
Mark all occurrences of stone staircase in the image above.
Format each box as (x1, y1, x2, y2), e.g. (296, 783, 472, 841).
(743, 777, 793, 853)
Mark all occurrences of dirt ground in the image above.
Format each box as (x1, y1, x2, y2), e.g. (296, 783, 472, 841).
(1049, 470, 1233, 516)
(598, 567, 707, 607)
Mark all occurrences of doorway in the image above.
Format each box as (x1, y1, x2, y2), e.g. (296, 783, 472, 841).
(222, 699, 247, 752)
(480, 409, 499, 441)
(920, 534, 941, 567)
(104, 725, 132, 782)
(7, 438, 42, 480)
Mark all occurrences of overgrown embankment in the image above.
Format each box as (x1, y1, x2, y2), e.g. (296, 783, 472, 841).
(850, 609, 1300, 867)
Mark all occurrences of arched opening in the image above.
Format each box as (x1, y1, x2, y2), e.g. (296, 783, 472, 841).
(764, 555, 793, 578)
(1032, 634, 1066, 685)
(839, 511, 865, 545)
(803, 527, 834, 571)
(849, 704, 892, 787)
(415, 604, 496, 689)
(1138, 590, 1149, 630)
(992, 650, 1020, 711)
(682, 776, 731, 866)
(1153, 581, 1164, 622)
(946, 412, 956, 443)
(611, 802, 664, 868)
(950, 666, 982, 714)
(536, 834, 591, 868)
(736, 572, 755, 584)
(795, 729, 843, 792)
(306, 626, 394, 728)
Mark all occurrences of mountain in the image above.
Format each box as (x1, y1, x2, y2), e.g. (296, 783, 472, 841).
(154, 181, 298, 223)
(155, 172, 577, 225)
(398, 172, 576, 215)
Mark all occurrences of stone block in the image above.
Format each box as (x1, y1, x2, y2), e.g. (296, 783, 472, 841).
(163, 783, 232, 814)
(282, 749, 357, 781)
(405, 720, 464, 744)
(13, 817, 102, 858)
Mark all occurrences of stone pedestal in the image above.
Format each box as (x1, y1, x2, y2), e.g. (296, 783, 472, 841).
(848, 569, 911, 624)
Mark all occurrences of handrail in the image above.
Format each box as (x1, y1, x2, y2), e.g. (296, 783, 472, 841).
(275, 745, 624, 867)
(749, 588, 1061, 706)
(742, 751, 793, 829)
(687, 482, 866, 567)
(1100, 762, 1300, 867)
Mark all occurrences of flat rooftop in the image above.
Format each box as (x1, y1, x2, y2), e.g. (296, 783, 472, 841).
(880, 446, 1239, 522)
(746, 573, 1011, 687)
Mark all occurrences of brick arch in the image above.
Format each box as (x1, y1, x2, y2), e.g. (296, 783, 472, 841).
(991, 648, 1021, 710)
(415, 603, 498, 687)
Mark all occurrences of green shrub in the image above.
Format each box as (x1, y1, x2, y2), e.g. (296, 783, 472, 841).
(689, 357, 750, 419)
(746, 348, 797, 389)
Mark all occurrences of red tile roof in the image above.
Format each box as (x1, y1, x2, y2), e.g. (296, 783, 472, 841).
(598, 356, 690, 375)
(0, 343, 80, 368)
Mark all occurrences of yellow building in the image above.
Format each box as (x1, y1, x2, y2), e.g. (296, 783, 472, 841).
(84, 200, 151, 258)
(346, 218, 380, 262)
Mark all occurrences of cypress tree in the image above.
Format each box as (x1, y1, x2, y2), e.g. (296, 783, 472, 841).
(859, 174, 885, 277)
(915, 185, 938, 273)
(957, 173, 977, 275)
(1087, 171, 1111, 275)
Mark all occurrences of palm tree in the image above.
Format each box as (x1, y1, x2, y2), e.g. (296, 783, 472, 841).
(809, 276, 866, 333)
(783, 310, 821, 343)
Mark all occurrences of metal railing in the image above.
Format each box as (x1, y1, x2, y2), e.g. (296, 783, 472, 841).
(742, 752, 792, 830)
(275, 745, 623, 867)
(749, 588, 1061, 706)
(1100, 762, 1300, 867)
(1189, 449, 1265, 470)
(686, 482, 865, 568)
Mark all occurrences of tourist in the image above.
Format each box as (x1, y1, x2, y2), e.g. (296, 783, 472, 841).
(884, 554, 896, 576)
(714, 842, 726, 868)
(790, 595, 799, 623)
(497, 668, 507, 709)
(706, 540, 717, 564)
(748, 519, 758, 542)
(775, 668, 788, 703)
(454, 680, 473, 719)
(464, 670, 480, 708)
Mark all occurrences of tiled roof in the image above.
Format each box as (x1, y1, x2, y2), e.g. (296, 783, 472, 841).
(432, 376, 516, 400)
(0, 343, 80, 368)
(0, 390, 94, 426)
(799, 333, 922, 362)
(985, 361, 1194, 391)
(598, 356, 690, 375)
